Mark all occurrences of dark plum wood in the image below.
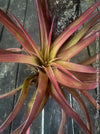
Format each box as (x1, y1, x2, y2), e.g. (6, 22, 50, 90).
(0, 0, 100, 134)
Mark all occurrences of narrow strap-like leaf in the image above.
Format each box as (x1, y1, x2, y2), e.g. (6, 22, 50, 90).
(49, 83, 91, 134)
(58, 109, 67, 134)
(54, 68, 97, 90)
(59, 12, 100, 51)
(11, 89, 49, 134)
(53, 61, 98, 73)
(8, 11, 40, 55)
(64, 87, 92, 133)
(45, 66, 91, 134)
(51, 62, 81, 82)
(0, 85, 22, 99)
(57, 31, 100, 61)
(0, 9, 38, 55)
(80, 53, 100, 65)
(35, 0, 48, 53)
(0, 53, 39, 66)
(0, 48, 15, 54)
(20, 70, 48, 134)
(72, 72, 100, 83)
(80, 90, 100, 111)
(50, 0, 100, 59)
(0, 75, 34, 133)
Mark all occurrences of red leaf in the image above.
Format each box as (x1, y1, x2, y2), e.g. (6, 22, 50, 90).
(0, 9, 39, 55)
(0, 75, 34, 133)
(80, 53, 100, 65)
(8, 11, 40, 55)
(60, 12, 100, 51)
(80, 90, 100, 110)
(64, 87, 92, 133)
(58, 109, 67, 134)
(0, 53, 39, 66)
(35, 0, 48, 52)
(0, 85, 22, 99)
(54, 61, 98, 73)
(50, 0, 100, 59)
(20, 70, 48, 134)
(50, 84, 91, 134)
(57, 31, 100, 60)
(54, 68, 97, 90)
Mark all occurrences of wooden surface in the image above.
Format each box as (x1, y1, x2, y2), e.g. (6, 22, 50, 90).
(0, 0, 100, 134)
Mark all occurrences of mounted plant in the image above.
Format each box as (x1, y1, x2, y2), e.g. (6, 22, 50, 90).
(0, 0, 100, 134)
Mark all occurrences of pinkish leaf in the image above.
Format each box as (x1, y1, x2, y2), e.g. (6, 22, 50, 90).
(8, 11, 40, 55)
(50, 0, 100, 59)
(0, 9, 39, 55)
(20, 70, 48, 134)
(64, 87, 92, 132)
(72, 72, 99, 83)
(80, 53, 100, 65)
(35, 0, 48, 52)
(51, 62, 81, 82)
(58, 109, 67, 134)
(60, 12, 100, 51)
(57, 31, 100, 61)
(80, 90, 100, 111)
(11, 89, 49, 134)
(0, 48, 15, 54)
(54, 68, 97, 90)
(0, 53, 39, 66)
(49, 83, 91, 134)
(44, 17, 55, 60)
(53, 61, 98, 73)
(0, 75, 34, 133)
(6, 48, 25, 52)
(0, 85, 22, 99)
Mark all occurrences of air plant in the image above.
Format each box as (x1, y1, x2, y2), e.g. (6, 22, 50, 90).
(0, 0, 100, 134)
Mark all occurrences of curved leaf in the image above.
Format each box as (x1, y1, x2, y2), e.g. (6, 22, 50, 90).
(0, 75, 34, 133)
(58, 109, 67, 134)
(50, 0, 100, 59)
(45, 66, 91, 134)
(8, 11, 40, 55)
(50, 84, 91, 134)
(80, 53, 100, 65)
(0, 9, 38, 55)
(53, 61, 97, 73)
(57, 31, 100, 60)
(0, 85, 22, 99)
(0, 53, 39, 66)
(64, 87, 92, 133)
(54, 68, 97, 90)
(20, 70, 48, 134)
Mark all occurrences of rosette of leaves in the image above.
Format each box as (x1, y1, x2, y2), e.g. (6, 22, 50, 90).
(0, 0, 100, 134)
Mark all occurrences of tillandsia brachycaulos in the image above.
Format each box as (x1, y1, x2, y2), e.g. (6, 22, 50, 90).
(0, 0, 100, 134)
